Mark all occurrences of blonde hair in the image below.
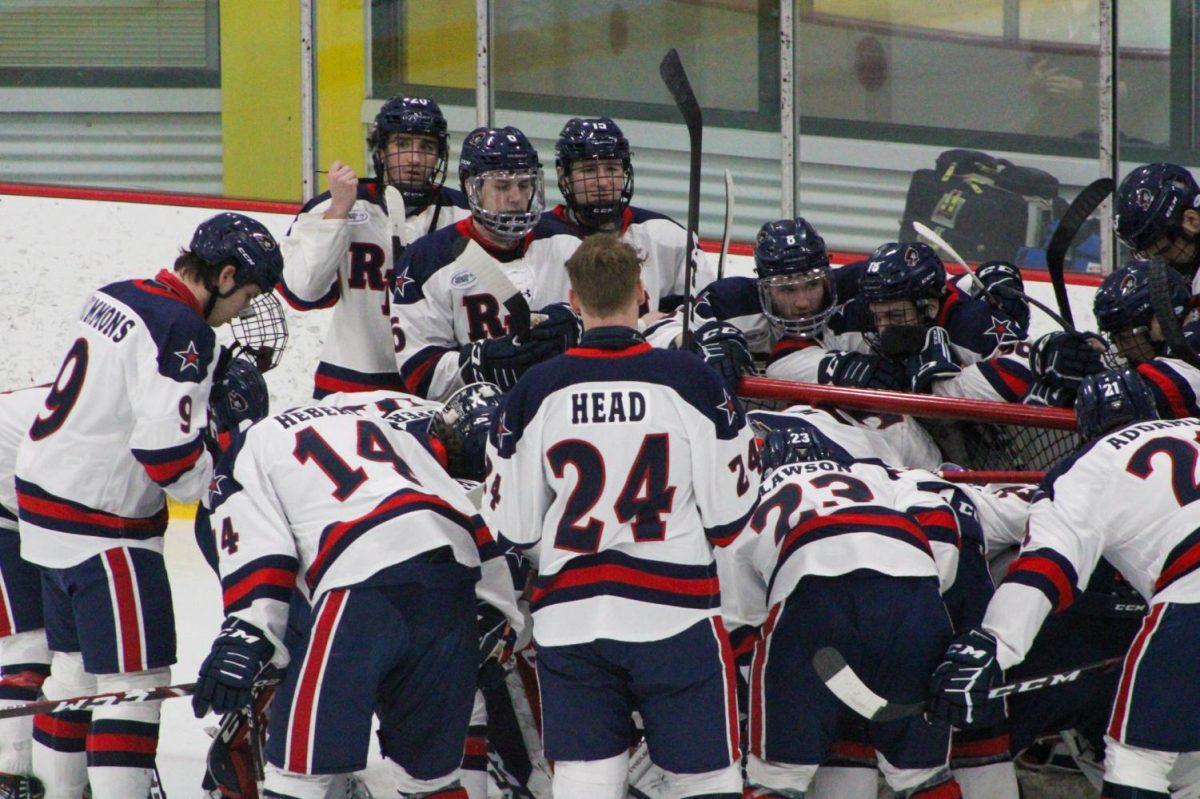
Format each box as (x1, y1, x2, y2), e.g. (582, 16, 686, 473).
(564, 233, 642, 316)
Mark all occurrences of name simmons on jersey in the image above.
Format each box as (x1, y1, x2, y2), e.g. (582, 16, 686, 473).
(79, 295, 137, 342)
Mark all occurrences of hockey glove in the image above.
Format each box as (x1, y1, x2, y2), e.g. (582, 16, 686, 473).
(976, 260, 1030, 333)
(529, 302, 583, 351)
(1023, 379, 1073, 408)
(193, 617, 275, 718)
(1030, 331, 1108, 392)
(692, 320, 755, 393)
(817, 350, 907, 391)
(908, 326, 961, 393)
(459, 333, 563, 392)
(477, 601, 517, 669)
(928, 628, 1004, 729)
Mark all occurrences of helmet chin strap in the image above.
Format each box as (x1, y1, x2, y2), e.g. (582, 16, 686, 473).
(202, 275, 238, 322)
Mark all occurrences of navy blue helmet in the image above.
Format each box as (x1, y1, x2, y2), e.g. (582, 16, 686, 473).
(458, 126, 545, 241)
(368, 96, 450, 208)
(555, 117, 634, 229)
(208, 355, 269, 439)
(754, 218, 835, 338)
(189, 213, 283, 294)
(428, 382, 502, 481)
(749, 412, 846, 472)
(1093, 259, 1188, 336)
(861, 242, 947, 303)
(1074, 368, 1158, 440)
(1115, 163, 1200, 258)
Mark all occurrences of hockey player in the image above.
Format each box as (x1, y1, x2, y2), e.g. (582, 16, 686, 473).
(537, 117, 716, 314)
(483, 233, 758, 799)
(281, 96, 471, 398)
(389, 125, 587, 400)
(928, 368, 1200, 799)
(724, 422, 963, 799)
(193, 385, 522, 799)
(1114, 163, 1200, 289)
(15, 212, 282, 799)
(1093, 259, 1200, 419)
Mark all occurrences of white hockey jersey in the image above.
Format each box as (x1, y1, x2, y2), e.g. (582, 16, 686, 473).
(204, 397, 520, 667)
(721, 458, 962, 630)
(17, 271, 217, 568)
(1134, 357, 1200, 420)
(279, 181, 470, 398)
(0, 386, 45, 533)
(984, 417, 1200, 669)
(391, 211, 710, 401)
(482, 327, 759, 646)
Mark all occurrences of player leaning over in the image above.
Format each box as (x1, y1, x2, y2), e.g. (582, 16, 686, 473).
(14, 213, 281, 799)
(192, 387, 521, 799)
(1115, 163, 1200, 292)
(484, 233, 759, 799)
(281, 96, 469, 398)
(929, 368, 1200, 799)
(538, 117, 715, 314)
(389, 126, 583, 400)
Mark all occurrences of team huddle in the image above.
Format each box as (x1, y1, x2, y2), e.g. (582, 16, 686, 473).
(2, 93, 1200, 799)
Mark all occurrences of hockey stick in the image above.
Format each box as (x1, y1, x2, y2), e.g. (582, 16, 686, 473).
(449, 237, 543, 339)
(384, 184, 410, 250)
(913, 221, 1075, 332)
(813, 646, 1122, 724)
(660, 48, 703, 350)
(718, 169, 735, 280)
(1046, 178, 1114, 330)
(0, 676, 281, 720)
(1148, 259, 1200, 370)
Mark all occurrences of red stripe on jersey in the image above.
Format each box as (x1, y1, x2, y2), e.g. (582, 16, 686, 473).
(712, 617, 741, 762)
(104, 549, 143, 672)
(950, 733, 1012, 759)
(783, 509, 931, 554)
(983, 357, 1032, 397)
(0, 573, 13, 637)
(86, 732, 158, 754)
(140, 270, 203, 317)
(1006, 555, 1075, 613)
(934, 287, 964, 328)
(914, 508, 958, 535)
(402, 352, 441, 396)
(288, 589, 346, 773)
(34, 714, 89, 739)
(313, 372, 382, 395)
(140, 444, 202, 484)
(566, 342, 652, 359)
(1108, 603, 1165, 741)
(1156, 539, 1200, 594)
(749, 603, 781, 757)
(771, 338, 818, 357)
(1138, 363, 1191, 418)
(464, 735, 488, 757)
(278, 279, 339, 311)
(16, 488, 164, 532)
(529, 563, 719, 605)
(222, 567, 297, 611)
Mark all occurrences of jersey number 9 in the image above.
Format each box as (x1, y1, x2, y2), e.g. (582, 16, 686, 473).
(30, 338, 89, 441)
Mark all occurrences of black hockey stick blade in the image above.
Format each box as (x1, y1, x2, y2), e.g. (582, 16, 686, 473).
(1046, 177, 1114, 330)
(660, 48, 703, 351)
(815, 646, 1123, 724)
(1148, 260, 1200, 369)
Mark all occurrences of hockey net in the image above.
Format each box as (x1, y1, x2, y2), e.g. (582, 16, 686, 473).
(737, 377, 1081, 480)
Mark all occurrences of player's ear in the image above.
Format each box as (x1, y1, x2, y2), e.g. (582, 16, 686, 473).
(1183, 208, 1200, 235)
(568, 288, 583, 316)
(217, 263, 239, 293)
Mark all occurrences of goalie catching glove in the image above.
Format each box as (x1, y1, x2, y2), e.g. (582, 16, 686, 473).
(193, 618, 275, 718)
(927, 627, 1004, 729)
(459, 303, 582, 391)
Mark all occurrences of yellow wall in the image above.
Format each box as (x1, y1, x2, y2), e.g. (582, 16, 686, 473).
(220, 1, 367, 201)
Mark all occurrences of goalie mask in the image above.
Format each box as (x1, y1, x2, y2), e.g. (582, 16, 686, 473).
(555, 117, 634, 230)
(459, 126, 545, 242)
(1093, 259, 1189, 364)
(860, 241, 946, 358)
(427, 382, 502, 481)
(1115, 163, 1200, 277)
(754, 217, 836, 339)
(368, 95, 449, 210)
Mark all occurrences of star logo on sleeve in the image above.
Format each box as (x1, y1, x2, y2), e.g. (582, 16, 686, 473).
(717, 390, 741, 426)
(206, 474, 229, 505)
(393, 266, 416, 300)
(494, 411, 514, 449)
(984, 315, 1015, 344)
(174, 341, 203, 374)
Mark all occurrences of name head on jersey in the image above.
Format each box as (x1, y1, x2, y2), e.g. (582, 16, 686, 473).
(209, 355, 270, 440)
(1093, 259, 1188, 363)
(459, 126, 545, 242)
(1074, 368, 1159, 440)
(185, 212, 284, 324)
(570, 390, 647, 425)
(861, 241, 946, 358)
(427, 382, 501, 481)
(1115, 162, 1200, 275)
(555, 117, 634, 230)
(368, 95, 449, 209)
(754, 217, 836, 340)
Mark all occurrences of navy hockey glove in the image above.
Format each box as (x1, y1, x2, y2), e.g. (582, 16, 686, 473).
(529, 302, 583, 351)
(1030, 330, 1108, 392)
(817, 350, 907, 391)
(976, 260, 1030, 333)
(928, 628, 1004, 729)
(459, 333, 563, 392)
(193, 618, 275, 718)
(692, 320, 755, 393)
(1023, 379, 1073, 408)
(908, 326, 961, 393)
